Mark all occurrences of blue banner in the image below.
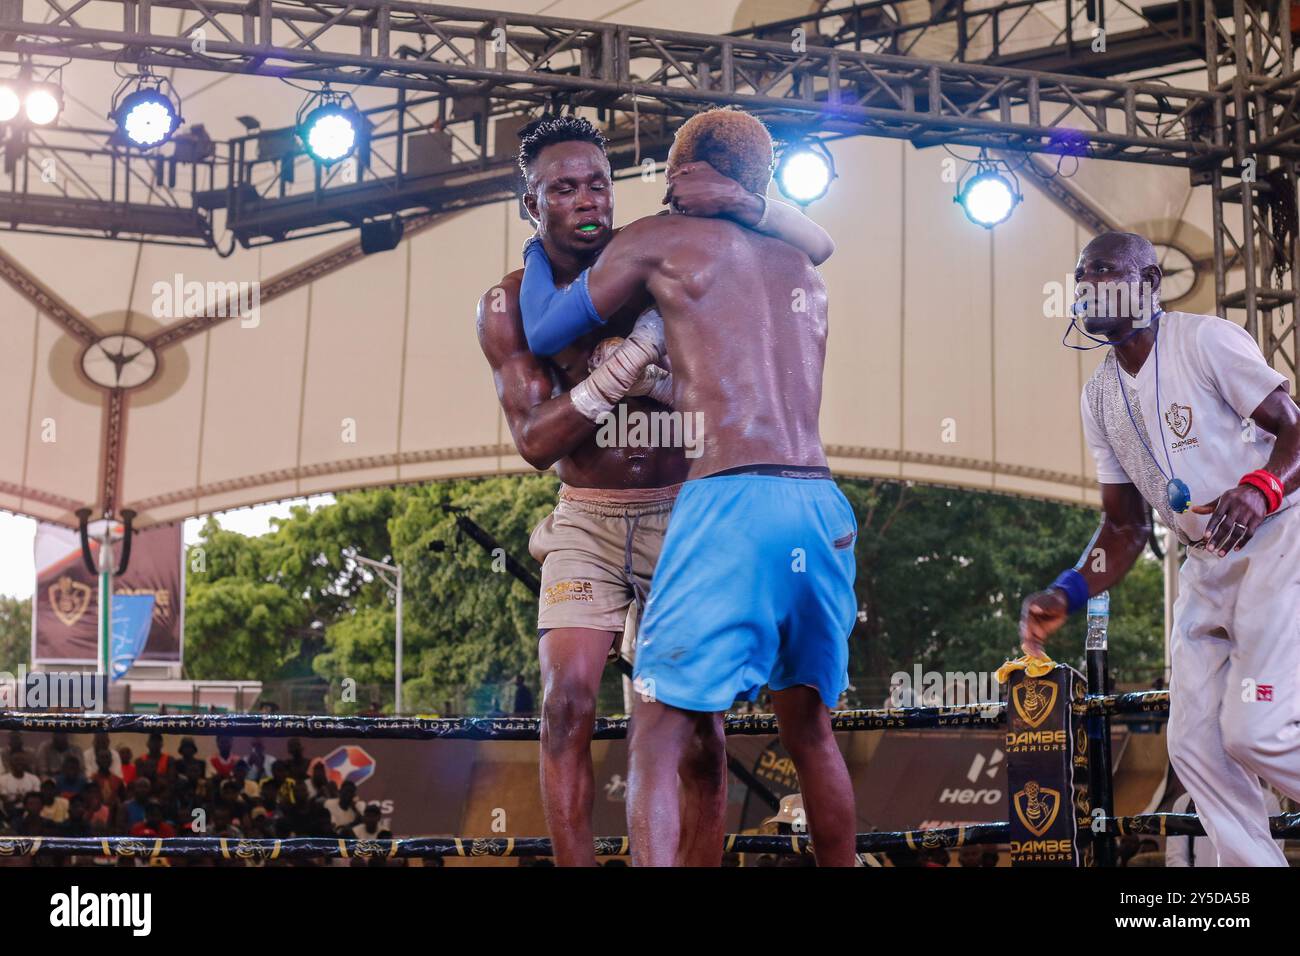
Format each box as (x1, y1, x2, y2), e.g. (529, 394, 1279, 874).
(111, 593, 156, 680)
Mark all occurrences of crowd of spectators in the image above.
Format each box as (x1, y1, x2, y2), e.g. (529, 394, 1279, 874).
(0, 730, 398, 866)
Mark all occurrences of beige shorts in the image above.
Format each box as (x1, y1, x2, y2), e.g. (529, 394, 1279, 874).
(528, 483, 680, 648)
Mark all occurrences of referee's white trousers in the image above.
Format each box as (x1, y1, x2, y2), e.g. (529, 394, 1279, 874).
(1168, 507, 1300, 866)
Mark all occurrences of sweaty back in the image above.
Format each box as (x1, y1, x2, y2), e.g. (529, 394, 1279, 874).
(648, 216, 829, 477)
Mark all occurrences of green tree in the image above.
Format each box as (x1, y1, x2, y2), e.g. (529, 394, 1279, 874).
(181, 477, 557, 711)
(181, 475, 1166, 714)
(371, 474, 558, 712)
(0, 594, 31, 672)
(839, 480, 1165, 698)
(184, 491, 401, 683)
(183, 520, 312, 680)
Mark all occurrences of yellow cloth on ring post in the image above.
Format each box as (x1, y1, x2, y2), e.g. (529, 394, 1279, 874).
(995, 654, 1056, 684)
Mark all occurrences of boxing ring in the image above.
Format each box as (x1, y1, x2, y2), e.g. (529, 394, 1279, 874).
(4, 679, 1297, 864)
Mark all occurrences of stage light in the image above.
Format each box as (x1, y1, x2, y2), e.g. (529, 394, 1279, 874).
(775, 141, 835, 205)
(115, 89, 181, 147)
(954, 157, 1022, 229)
(0, 84, 19, 122)
(297, 89, 363, 166)
(302, 104, 357, 163)
(110, 74, 183, 148)
(24, 83, 61, 125)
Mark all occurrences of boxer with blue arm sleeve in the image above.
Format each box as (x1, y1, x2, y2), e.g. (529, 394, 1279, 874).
(521, 236, 607, 356)
(522, 165, 834, 357)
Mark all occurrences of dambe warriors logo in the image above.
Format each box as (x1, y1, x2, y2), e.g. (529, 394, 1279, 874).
(1012, 781, 1061, 837)
(1012, 678, 1057, 729)
(50, 577, 92, 627)
(1165, 402, 1193, 439)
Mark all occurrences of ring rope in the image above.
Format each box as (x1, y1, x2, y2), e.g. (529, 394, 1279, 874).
(1086, 690, 1169, 716)
(6, 813, 1298, 859)
(0, 689, 1189, 864)
(0, 829, 996, 859)
(0, 703, 1012, 739)
(0, 691, 1170, 741)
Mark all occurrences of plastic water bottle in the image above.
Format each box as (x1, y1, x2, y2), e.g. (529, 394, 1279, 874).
(1086, 591, 1110, 651)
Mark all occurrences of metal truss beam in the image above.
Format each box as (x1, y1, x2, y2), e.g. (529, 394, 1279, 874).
(221, 120, 674, 245)
(1203, 0, 1299, 387)
(0, 191, 210, 240)
(731, 0, 1210, 78)
(0, 0, 1231, 246)
(1, 0, 1292, 307)
(0, 1, 1225, 165)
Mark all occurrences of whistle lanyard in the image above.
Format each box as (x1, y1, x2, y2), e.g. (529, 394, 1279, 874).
(1114, 313, 1190, 514)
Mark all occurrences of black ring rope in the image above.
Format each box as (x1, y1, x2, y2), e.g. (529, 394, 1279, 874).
(1, 692, 1244, 863)
(7, 813, 1298, 859)
(0, 692, 1171, 742)
(0, 703, 1012, 739)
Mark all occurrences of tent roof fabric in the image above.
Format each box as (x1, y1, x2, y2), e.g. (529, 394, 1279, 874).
(0, 1, 1266, 527)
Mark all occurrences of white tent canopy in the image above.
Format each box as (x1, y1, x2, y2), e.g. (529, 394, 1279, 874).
(0, 0, 1274, 528)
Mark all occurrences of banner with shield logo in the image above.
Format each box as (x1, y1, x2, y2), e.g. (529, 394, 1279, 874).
(32, 522, 183, 666)
(1004, 665, 1092, 866)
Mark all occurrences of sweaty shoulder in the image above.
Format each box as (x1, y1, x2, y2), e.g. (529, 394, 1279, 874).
(619, 212, 732, 246)
(478, 270, 522, 323)
(617, 213, 679, 240)
(660, 215, 763, 272)
(480, 269, 522, 306)
(476, 269, 525, 357)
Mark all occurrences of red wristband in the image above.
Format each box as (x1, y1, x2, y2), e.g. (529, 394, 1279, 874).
(1240, 470, 1284, 514)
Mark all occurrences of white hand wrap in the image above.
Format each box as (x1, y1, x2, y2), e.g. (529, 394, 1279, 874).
(569, 378, 615, 422)
(569, 310, 667, 422)
(627, 363, 674, 406)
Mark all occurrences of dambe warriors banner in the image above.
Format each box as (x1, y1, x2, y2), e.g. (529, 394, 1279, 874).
(1004, 665, 1092, 867)
(33, 523, 183, 665)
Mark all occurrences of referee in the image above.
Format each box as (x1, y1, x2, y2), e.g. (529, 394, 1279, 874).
(1018, 232, 1300, 866)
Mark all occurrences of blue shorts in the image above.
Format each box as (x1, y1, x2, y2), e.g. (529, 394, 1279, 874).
(634, 468, 857, 713)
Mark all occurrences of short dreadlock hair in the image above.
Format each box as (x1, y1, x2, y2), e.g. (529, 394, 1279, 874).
(517, 115, 608, 185)
(668, 107, 773, 195)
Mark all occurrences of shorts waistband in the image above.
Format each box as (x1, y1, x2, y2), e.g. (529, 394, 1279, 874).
(558, 482, 681, 517)
(702, 463, 832, 480)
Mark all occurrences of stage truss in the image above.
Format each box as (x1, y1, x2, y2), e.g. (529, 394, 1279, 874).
(0, 0, 1292, 376)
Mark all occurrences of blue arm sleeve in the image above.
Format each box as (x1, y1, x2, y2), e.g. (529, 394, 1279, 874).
(519, 239, 607, 355)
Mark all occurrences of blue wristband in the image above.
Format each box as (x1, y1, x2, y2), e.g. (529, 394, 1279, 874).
(1049, 569, 1089, 615)
(519, 240, 605, 355)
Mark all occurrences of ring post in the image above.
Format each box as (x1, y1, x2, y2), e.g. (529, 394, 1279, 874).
(1005, 663, 1092, 866)
(1085, 592, 1117, 866)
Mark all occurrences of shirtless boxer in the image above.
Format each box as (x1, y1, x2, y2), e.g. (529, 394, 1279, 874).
(515, 107, 857, 866)
(476, 115, 834, 866)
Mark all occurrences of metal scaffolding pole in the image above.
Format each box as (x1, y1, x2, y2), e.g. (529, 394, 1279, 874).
(1204, 0, 1299, 391)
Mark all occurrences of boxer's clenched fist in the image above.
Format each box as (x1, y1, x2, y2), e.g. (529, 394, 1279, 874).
(588, 336, 625, 372)
(569, 311, 671, 421)
(591, 336, 673, 405)
(627, 363, 673, 405)
(626, 309, 666, 365)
